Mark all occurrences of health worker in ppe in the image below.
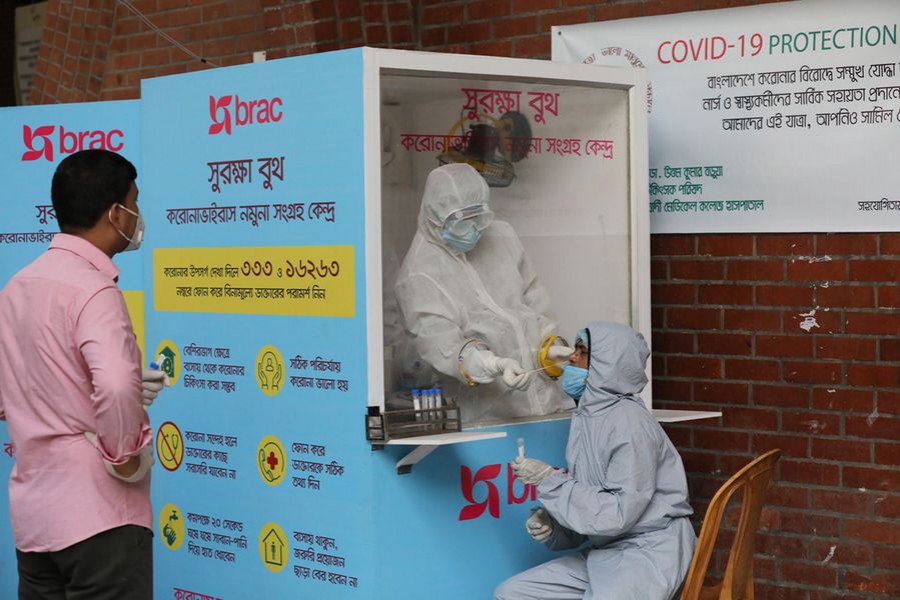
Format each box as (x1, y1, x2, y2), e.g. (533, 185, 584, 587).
(496, 322, 696, 600)
(394, 163, 574, 424)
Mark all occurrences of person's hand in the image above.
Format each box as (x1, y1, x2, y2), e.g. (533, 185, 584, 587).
(512, 456, 554, 485)
(497, 358, 531, 390)
(141, 369, 166, 406)
(84, 433, 154, 483)
(546, 346, 574, 363)
(526, 508, 553, 544)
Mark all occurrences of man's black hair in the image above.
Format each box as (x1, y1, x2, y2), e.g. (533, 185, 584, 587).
(51, 149, 137, 233)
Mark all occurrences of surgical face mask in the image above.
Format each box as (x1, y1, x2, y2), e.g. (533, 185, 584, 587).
(110, 203, 144, 252)
(441, 220, 483, 253)
(440, 204, 493, 253)
(561, 364, 588, 402)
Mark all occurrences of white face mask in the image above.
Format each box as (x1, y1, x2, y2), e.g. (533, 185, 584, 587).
(110, 203, 144, 252)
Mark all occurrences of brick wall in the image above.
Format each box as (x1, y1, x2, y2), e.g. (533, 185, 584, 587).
(27, 0, 899, 598)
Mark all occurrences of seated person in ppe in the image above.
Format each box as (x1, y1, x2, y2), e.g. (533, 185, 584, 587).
(496, 322, 696, 600)
(395, 163, 574, 424)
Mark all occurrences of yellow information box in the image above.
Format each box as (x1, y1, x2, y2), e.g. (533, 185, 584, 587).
(154, 246, 355, 317)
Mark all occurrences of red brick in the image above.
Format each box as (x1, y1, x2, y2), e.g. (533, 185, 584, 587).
(809, 540, 871, 566)
(653, 378, 692, 402)
(786, 257, 849, 282)
(810, 489, 869, 514)
(667, 355, 721, 379)
(753, 433, 808, 458)
(513, 34, 550, 57)
(875, 545, 900, 570)
(698, 235, 754, 257)
(755, 583, 809, 600)
(723, 407, 778, 430)
(810, 438, 870, 463)
(847, 364, 900, 387)
(757, 533, 807, 558)
(780, 561, 837, 588)
(843, 571, 900, 596)
(765, 484, 810, 509)
(880, 390, 900, 415)
(539, 8, 591, 28)
(874, 494, 900, 518)
(667, 307, 721, 330)
(879, 284, 900, 308)
(422, 2, 461, 25)
(594, 3, 643, 21)
(807, 591, 865, 600)
(816, 284, 875, 308)
(724, 359, 780, 381)
(447, 21, 490, 44)
(848, 415, 899, 441)
(670, 259, 724, 280)
(651, 306, 664, 329)
(811, 388, 873, 412)
(470, 40, 514, 56)
(880, 337, 900, 361)
(848, 259, 900, 282)
(420, 26, 446, 46)
(724, 309, 781, 332)
(727, 259, 784, 281)
(782, 411, 840, 435)
(783, 361, 841, 385)
(815, 233, 878, 256)
(756, 335, 813, 358)
(752, 385, 809, 408)
(781, 512, 840, 537)
(650, 234, 695, 256)
(494, 16, 538, 38)
(695, 381, 749, 405)
(466, 0, 511, 20)
(512, 0, 558, 11)
(652, 331, 694, 354)
(756, 285, 814, 307)
(816, 337, 876, 361)
(843, 465, 900, 492)
(781, 459, 840, 486)
(882, 232, 900, 255)
(844, 311, 900, 335)
(662, 424, 691, 448)
(651, 354, 665, 377)
(679, 450, 718, 474)
(875, 442, 900, 465)
(693, 429, 749, 452)
(652, 283, 695, 305)
(650, 259, 668, 280)
(843, 518, 900, 544)
(757, 234, 813, 256)
(697, 284, 752, 305)
(697, 332, 751, 356)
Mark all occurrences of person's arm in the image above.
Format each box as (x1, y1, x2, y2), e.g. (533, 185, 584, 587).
(544, 516, 588, 551)
(74, 286, 151, 466)
(538, 422, 661, 538)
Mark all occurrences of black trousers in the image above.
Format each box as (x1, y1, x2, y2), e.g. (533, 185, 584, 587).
(16, 525, 152, 600)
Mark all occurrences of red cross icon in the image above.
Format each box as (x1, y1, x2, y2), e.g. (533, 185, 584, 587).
(267, 451, 279, 471)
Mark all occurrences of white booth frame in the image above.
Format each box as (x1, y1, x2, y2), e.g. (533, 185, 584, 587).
(361, 49, 718, 460)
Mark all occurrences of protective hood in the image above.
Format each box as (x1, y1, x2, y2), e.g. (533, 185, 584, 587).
(581, 321, 649, 412)
(417, 163, 489, 245)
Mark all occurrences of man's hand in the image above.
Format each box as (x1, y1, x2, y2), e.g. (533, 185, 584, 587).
(141, 369, 166, 406)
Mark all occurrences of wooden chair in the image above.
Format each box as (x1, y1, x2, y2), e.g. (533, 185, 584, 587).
(680, 449, 783, 600)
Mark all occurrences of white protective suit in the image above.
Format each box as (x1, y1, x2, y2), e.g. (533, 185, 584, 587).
(495, 322, 696, 600)
(394, 163, 573, 424)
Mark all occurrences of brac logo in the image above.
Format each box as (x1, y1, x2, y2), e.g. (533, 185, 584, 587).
(208, 95, 283, 135)
(458, 463, 537, 521)
(21, 125, 125, 162)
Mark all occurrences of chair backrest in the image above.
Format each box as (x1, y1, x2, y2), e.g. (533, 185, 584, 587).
(680, 449, 782, 600)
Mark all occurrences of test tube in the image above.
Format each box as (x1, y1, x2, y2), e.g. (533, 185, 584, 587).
(411, 389, 421, 422)
(517, 437, 525, 459)
(149, 353, 171, 386)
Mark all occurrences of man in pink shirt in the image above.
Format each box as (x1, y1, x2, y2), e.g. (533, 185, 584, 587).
(0, 149, 166, 599)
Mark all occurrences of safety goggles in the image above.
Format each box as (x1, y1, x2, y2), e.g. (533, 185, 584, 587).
(442, 204, 494, 237)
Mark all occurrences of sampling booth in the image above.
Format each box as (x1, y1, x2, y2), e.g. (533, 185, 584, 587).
(0, 48, 716, 599)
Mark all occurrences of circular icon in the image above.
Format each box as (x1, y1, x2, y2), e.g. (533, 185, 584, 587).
(156, 421, 184, 471)
(158, 503, 185, 551)
(254, 345, 285, 397)
(258, 521, 288, 573)
(154, 339, 181, 386)
(256, 435, 286, 487)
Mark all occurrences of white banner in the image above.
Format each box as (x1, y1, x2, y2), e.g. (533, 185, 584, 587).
(553, 0, 900, 233)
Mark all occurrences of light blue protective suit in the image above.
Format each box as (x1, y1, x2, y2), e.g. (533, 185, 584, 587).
(495, 322, 696, 600)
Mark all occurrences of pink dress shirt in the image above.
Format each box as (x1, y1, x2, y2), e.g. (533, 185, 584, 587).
(0, 234, 152, 552)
